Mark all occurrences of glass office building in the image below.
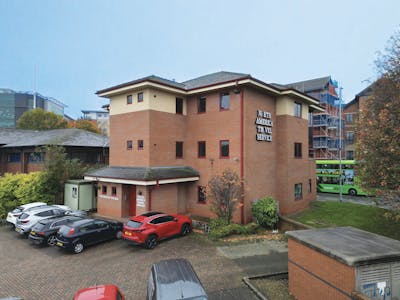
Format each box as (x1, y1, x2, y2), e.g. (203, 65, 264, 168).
(0, 89, 66, 128)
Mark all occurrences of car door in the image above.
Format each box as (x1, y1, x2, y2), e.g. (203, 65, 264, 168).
(78, 222, 98, 245)
(94, 220, 113, 242)
(152, 216, 176, 239)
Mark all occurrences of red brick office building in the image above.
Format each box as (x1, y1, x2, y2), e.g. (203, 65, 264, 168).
(85, 72, 323, 223)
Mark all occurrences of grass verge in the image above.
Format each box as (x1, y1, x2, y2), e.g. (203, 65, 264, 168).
(290, 201, 400, 240)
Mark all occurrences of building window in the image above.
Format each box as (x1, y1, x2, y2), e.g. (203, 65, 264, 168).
(72, 187, 78, 198)
(138, 140, 144, 150)
(198, 96, 206, 113)
(346, 132, 354, 145)
(220, 93, 230, 110)
(102, 186, 107, 195)
(8, 153, 21, 162)
(127, 140, 132, 150)
(176, 141, 183, 158)
(137, 92, 144, 102)
(294, 143, 302, 158)
(295, 183, 303, 200)
(346, 150, 354, 160)
(29, 152, 44, 163)
(198, 186, 206, 204)
(176, 98, 183, 114)
(294, 102, 302, 118)
(308, 179, 312, 193)
(111, 187, 117, 196)
(127, 95, 132, 104)
(198, 141, 206, 158)
(220, 140, 230, 158)
(345, 113, 353, 123)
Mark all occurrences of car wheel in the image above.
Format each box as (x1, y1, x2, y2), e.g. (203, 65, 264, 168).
(73, 242, 85, 254)
(145, 235, 158, 249)
(116, 230, 122, 239)
(349, 189, 357, 196)
(46, 235, 57, 246)
(181, 223, 191, 236)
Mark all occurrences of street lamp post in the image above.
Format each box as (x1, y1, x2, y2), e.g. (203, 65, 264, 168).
(338, 87, 343, 202)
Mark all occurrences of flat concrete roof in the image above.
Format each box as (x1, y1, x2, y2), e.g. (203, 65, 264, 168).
(286, 227, 400, 266)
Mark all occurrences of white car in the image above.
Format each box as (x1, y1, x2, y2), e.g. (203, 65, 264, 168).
(6, 202, 47, 227)
(15, 205, 71, 235)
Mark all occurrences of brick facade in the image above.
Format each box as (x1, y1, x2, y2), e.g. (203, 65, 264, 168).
(92, 72, 321, 222)
(288, 239, 356, 300)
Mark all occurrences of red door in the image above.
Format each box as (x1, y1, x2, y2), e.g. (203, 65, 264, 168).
(129, 186, 136, 216)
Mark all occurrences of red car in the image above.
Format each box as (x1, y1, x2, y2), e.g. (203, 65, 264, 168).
(73, 284, 124, 300)
(122, 212, 192, 249)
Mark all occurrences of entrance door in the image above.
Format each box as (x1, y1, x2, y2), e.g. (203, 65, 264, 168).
(129, 186, 136, 216)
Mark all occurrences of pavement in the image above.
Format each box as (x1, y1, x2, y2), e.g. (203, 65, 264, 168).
(0, 224, 289, 300)
(217, 240, 288, 276)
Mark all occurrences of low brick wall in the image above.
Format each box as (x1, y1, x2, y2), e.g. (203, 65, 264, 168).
(278, 215, 313, 232)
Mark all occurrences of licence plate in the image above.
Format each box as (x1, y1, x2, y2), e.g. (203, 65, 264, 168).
(30, 231, 36, 235)
(124, 231, 132, 236)
(15, 227, 20, 232)
(56, 241, 63, 247)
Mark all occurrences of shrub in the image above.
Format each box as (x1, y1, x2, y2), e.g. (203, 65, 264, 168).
(0, 172, 53, 219)
(208, 219, 259, 240)
(252, 196, 279, 229)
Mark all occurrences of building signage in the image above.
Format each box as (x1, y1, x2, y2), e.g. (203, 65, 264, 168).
(137, 195, 145, 207)
(255, 110, 273, 142)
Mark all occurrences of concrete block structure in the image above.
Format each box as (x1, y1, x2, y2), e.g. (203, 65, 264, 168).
(287, 227, 400, 300)
(85, 71, 324, 223)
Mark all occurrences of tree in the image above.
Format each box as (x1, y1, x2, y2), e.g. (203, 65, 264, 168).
(207, 169, 243, 224)
(17, 108, 67, 130)
(41, 145, 88, 204)
(356, 29, 400, 217)
(70, 119, 102, 134)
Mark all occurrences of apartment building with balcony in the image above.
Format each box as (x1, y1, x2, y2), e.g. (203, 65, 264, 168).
(85, 71, 323, 223)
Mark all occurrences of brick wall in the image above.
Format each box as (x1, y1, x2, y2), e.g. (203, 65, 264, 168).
(288, 239, 355, 300)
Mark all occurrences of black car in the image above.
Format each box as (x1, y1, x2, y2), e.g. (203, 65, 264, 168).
(55, 218, 123, 254)
(28, 215, 84, 246)
(147, 259, 208, 300)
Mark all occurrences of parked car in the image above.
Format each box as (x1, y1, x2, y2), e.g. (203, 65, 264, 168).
(28, 215, 85, 246)
(122, 212, 192, 249)
(147, 258, 208, 300)
(55, 218, 123, 254)
(15, 205, 71, 235)
(6, 202, 47, 227)
(73, 284, 125, 300)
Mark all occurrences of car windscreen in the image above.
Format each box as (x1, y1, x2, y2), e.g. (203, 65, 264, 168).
(126, 221, 142, 228)
(19, 213, 29, 219)
(58, 225, 73, 236)
(11, 207, 23, 214)
(32, 221, 47, 231)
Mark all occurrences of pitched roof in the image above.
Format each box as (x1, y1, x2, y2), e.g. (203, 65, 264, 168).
(0, 128, 109, 148)
(97, 71, 251, 94)
(181, 71, 250, 90)
(85, 166, 199, 181)
(97, 75, 186, 94)
(283, 76, 332, 93)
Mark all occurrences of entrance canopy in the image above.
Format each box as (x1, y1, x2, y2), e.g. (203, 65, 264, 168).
(84, 166, 199, 186)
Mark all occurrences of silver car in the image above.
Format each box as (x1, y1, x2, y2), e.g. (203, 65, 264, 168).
(6, 202, 47, 227)
(15, 205, 71, 235)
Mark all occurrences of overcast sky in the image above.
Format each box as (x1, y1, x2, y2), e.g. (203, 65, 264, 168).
(1, 0, 399, 118)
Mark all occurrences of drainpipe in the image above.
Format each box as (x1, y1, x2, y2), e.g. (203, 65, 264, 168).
(240, 89, 244, 224)
(148, 187, 152, 211)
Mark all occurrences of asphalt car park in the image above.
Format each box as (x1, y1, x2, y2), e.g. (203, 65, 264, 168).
(0, 224, 260, 300)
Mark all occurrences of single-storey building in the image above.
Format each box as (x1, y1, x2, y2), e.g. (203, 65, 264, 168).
(0, 128, 109, 174)
(85, 71, 323, 223)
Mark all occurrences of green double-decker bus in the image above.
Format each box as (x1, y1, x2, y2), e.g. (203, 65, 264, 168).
(316, 160, 367, 196)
